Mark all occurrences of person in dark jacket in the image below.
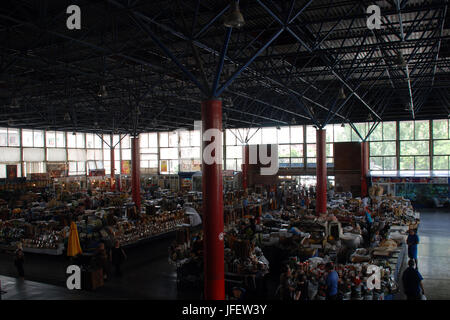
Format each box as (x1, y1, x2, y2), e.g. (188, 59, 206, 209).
(407, 229, 420, 267)
(111, 240, 127, 277)
(402, 259, 425, 300)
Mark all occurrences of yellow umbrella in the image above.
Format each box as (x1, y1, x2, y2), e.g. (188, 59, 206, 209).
(67, 221, 82, 257)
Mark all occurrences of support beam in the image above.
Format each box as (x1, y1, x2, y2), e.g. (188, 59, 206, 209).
(361, 141, 369, 198)
(131, 136, 141, 210)
(201, 99, 225, 300)
(242, 145, 249, 190)
(316, 129, 327, 214)
(110, 146, 115, 191)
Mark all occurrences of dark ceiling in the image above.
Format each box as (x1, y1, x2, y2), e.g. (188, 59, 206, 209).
(0, 0, 449, 134)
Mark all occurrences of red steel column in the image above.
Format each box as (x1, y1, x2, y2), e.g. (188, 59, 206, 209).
(131, 136, 141, 210)
(242, 145, 249, 190)
(361, 141, 369, 197)
(110, 147, 115, 191)
(201, 99, 225, 300)
(316, 129, 327, 214)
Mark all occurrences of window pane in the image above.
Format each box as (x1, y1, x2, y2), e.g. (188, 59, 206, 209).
(290, 126, 303, 143)
(160, 147, 178, 160)
(169, 131, 178, 147)
(433, 120, 448, 139)
(86, 133, 94, 148)
(291, 158, 303, 167)
(140, 133, 149, 148)
(179, 131, 190, 146)
(180, 147, 200, 159)
(8, 129, 20, 146)
(369, 123, 382, 141)
(22, 129, 33, 147)
(370, 141, 396, 156)
(415, 156, 429, 170)
(76, 133, 85, 148)
(226, 160, 236, 171)
(33, 130, 44, 147)
(383, 122, 396, 140)
(247, 128, 261, 145)
(159, 132, 168, 147)
(334, 124, 351, 142)
(433, 156, 449, 170)
(278, 145, 290, 158)
(326, 144, 333, 157)
(226, 146, 242, 158)
(262, 127, 277, 144)
(400, 121, 414, 140)
(370, 157, 383, 170)
(307, 144, 316, 157)
(291, 144, 303, 157)
(226, 129, 237, 146)
(400, 157, 414, 170)
(278, 127, 290, 144)
(54, 132, 64, 148)
(0, 128, 7, 146)
(46, 132, 56, 147)
(400, 141, 429, 155)
(433, 140, 450, 155)
(414, 120, 429, 140)
(384, 157, 397, 170)
(121, 135, 130, 149)
(306, 126, 316, 143)
(279, 159, 290, 167)
(149, 133, 158, 147)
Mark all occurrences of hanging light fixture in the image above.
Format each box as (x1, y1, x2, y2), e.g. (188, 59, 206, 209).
(367, 113, 373, 121)
(224, 1, 245, 28)
(338, 86, 346, 100)
(8, 118, 13, 126)
(397, 51, 406, 67)
(291, 117, 297, 125)
(97, 85, 108, 98)
(64, 112, 71, 121)
(341, 122, 345, 128)
(9, 98, 20, 109)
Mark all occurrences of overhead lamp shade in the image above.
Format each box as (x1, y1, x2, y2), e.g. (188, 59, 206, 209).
(338, 87, 346, 99)
(397, 51, 406, 67)
(224, 1, 245, 28)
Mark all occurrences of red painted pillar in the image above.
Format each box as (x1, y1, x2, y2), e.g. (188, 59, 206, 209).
(316, 129, 327, 214)
(361, 141, 369, 197)
(201, 99, 225, 300)
(242, 145, 249, 190)
(131, 136, 141, 210)
(110, 147, 115, 191)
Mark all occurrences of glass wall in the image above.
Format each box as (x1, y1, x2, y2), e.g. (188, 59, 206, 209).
(0, 119, 448, 178)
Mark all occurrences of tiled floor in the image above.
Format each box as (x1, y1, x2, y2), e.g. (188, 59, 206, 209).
(1, 209, 449, 300)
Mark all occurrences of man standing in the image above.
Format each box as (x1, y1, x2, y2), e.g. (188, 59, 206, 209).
(402, 259, 425, 300)
(364, 207, 373, 247)
(325, 262, 339, 300)
(407, 229, 420, 267)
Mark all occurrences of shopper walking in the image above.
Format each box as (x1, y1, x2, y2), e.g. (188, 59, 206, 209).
(111, 240, 127, 277)
(402, 259, 425, 300)
(14, 242, 25, 280)
(407, 229, 420, 267)
(325, 262, 339, 300)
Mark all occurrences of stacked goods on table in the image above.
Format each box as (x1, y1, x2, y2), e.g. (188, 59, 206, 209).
(285, 257, 398, 300)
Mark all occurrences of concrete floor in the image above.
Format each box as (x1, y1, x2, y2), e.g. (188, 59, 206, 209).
(416, 209, 450, 300)
(0, 209, 449, 300)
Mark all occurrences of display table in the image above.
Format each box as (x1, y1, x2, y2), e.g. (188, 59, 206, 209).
(81, 268, 104, 291)
(23, 243, 64, 255)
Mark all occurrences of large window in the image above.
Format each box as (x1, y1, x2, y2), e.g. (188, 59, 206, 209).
(369, 122, 397, 175)
(399, 121, 429, 175)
